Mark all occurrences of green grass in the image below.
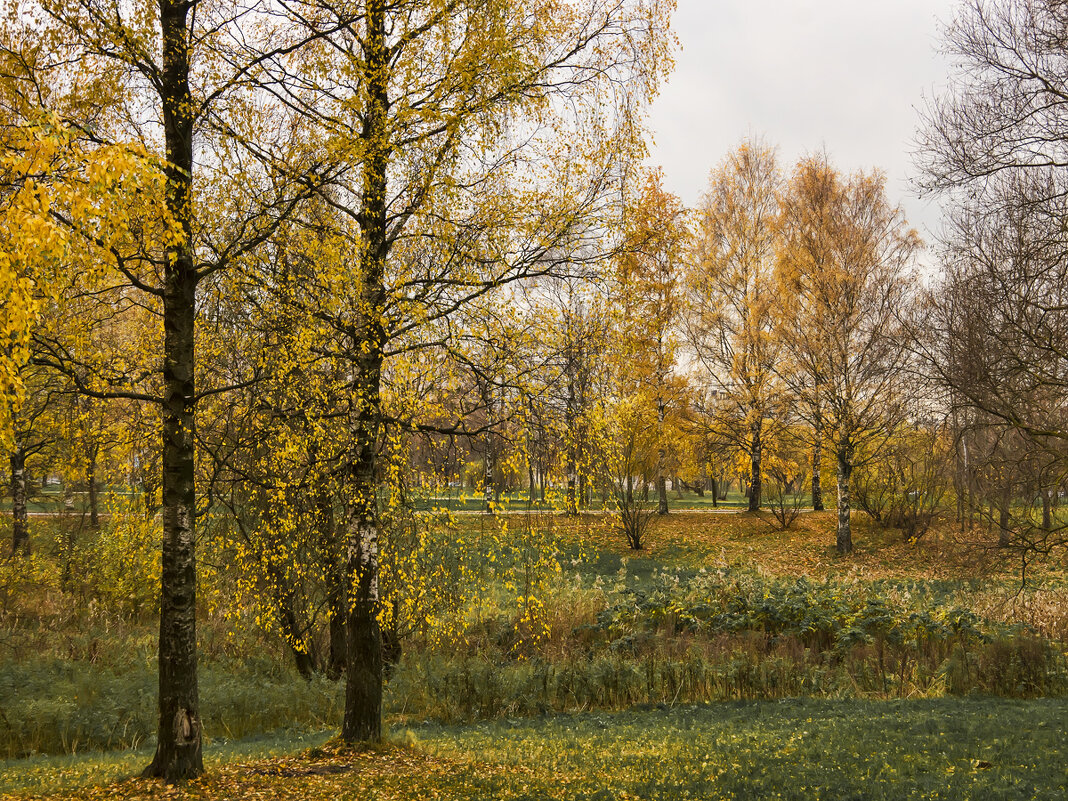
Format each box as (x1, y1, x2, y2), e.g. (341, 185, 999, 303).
(4, 698, 1066, 799)
(0, 658, 343, 759)
(415, 698, 1068, 800)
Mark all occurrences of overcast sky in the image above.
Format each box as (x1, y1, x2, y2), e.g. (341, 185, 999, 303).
(646, 0, 962, 245)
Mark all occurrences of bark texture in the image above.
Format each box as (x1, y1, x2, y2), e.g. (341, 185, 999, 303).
(835, 436, 854, 555)
(811, 420, 824, 512)
(11, 448, 28, 554)
(748, 421, 762, 513)
(87, 452, 100, 529)
(656, 398, 668, 515)
(342, 0, 387, 743)
(143, 0, 203, 781)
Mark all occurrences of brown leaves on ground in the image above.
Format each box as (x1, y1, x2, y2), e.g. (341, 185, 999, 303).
(9, 742, 535, 801)
(552, 511, 1054, 583)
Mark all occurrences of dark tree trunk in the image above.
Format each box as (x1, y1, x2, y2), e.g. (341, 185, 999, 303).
(811, 418, 824, 512)
(710, 475, 718, 508)
(527, 441, 536, 510)
(1042, 490, 1052, 530)
(566, 464, 577, 516)
(87, 450, 100, 529)
(578, 455, 590, 509)
(748, 421, 762, 513)
(565, 363, 578, 516)
(343, 430, 384, 743)
(11, 448, 28, 554)
(656, 399, 668, 515)
(342, 0, 387, 743)
(327, 568, 347, 680)
(284, 602, 317, 679)
(962, 440, 974, 531)
(835, 435, 853, 555)
(268, 560, 316, 679)
(998, 483, 1011, 547)
(143, 0, 202, 782)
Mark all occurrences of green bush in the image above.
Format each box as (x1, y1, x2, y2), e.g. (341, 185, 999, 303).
(383, 566, 1068, 725)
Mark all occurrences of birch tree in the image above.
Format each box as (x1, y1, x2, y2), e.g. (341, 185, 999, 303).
(777, 156, 921, 554)
(687, 140, 783, 513)
(265, 0, 675, 742)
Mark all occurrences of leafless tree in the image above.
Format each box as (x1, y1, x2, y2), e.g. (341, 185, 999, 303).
(916, 0, 1068, 560)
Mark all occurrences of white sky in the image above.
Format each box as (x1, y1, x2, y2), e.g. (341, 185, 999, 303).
(646, 0, 961, 247)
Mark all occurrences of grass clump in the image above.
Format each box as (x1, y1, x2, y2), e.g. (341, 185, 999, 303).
(0, 660, 342, 758)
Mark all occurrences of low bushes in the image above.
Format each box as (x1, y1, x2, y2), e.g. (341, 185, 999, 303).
(391, 567, 1068, 723)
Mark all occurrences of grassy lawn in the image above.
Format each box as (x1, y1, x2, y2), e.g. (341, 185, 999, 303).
(3, 698, 1066, 799)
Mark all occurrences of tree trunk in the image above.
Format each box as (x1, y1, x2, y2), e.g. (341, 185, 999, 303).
(962, 438, 973, 531)
(482, 385, 495, 513)
(1042, 490, 1052, 530)
(579, 469, 590, 509)
(998, 483, 1011, 548)
(566, 464, 577, 516)
(143, 0, 203, 781)
(327, 570, 347, 680)
(748, 421, 762, 513)
(483, 453, 494, 513)
(343, 483, 383, 742)
(11, 448, 28, 554)
(656, 399, 668, 515)
(835, 435, 853, 555)
(342, 0, 387, 743)
(710, 475, 718, 508)
(87, 450, 100, 529)
(527, 435, 536, 510)
(811, 417, 824, 511)
(266, 555, 317, 679)
(565, 361, 578, 516)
